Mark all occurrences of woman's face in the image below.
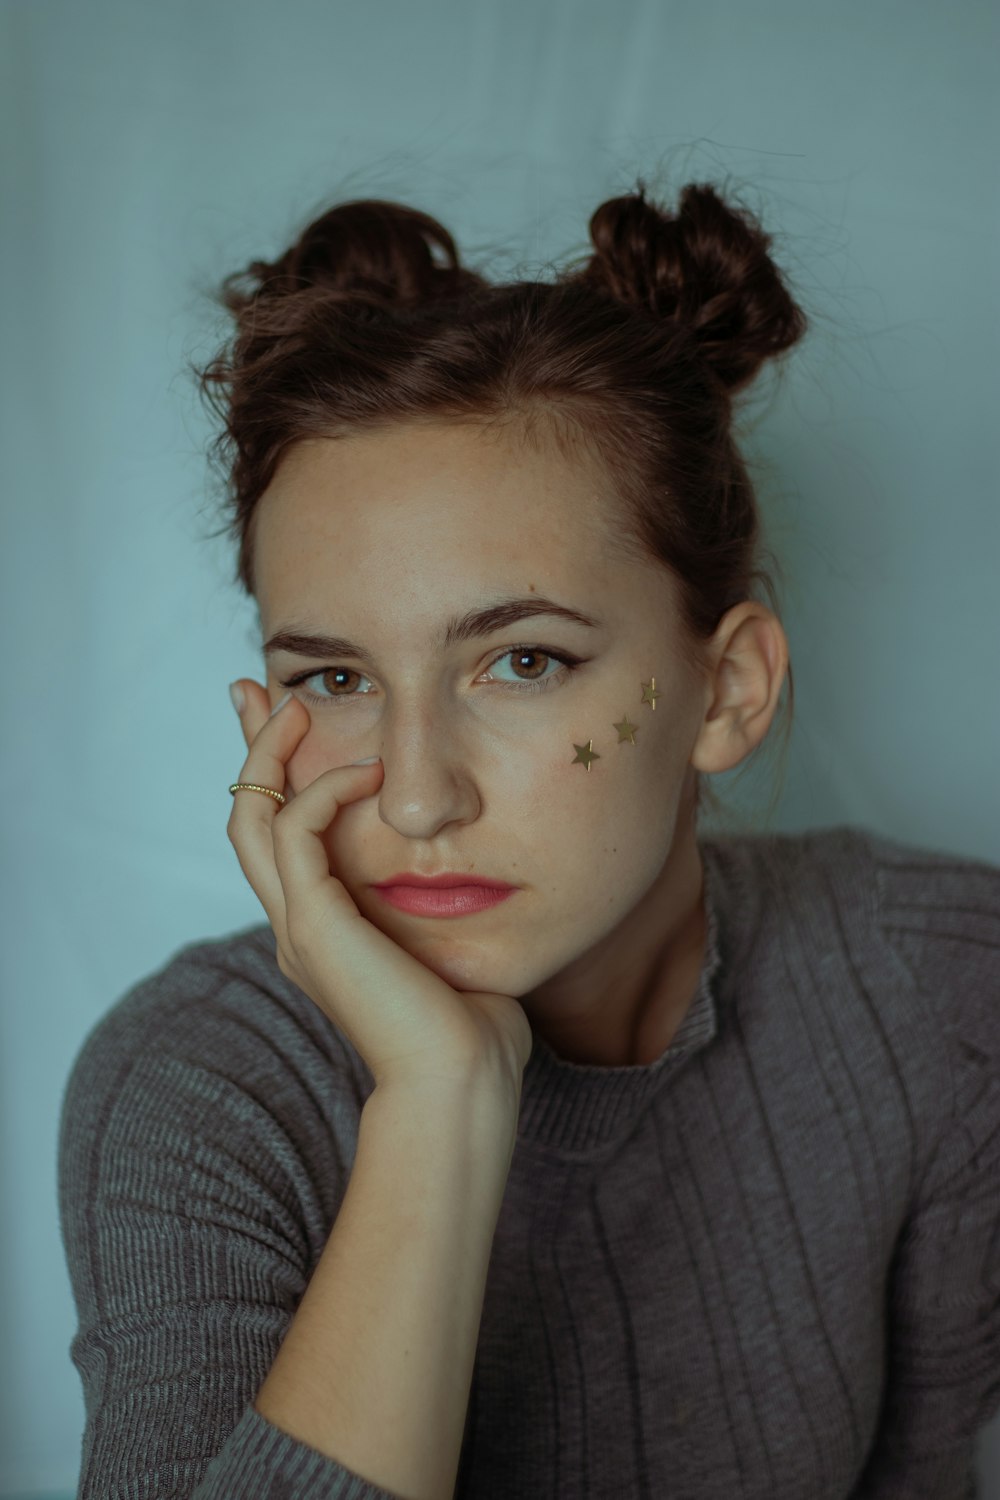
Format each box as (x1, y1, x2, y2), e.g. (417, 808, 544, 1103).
(251, 419, 712, 1002)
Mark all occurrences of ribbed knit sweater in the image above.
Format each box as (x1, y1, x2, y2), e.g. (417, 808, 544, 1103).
(57, 823, 1000, 1499)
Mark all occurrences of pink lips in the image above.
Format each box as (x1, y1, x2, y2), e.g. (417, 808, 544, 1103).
(372, 881, 517, 918)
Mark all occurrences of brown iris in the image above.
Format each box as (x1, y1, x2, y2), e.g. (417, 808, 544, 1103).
(509, 654, 554, 684)
(320, 666, 364, 693)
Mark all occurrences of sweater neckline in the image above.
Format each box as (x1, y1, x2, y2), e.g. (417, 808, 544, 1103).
(515, 839, 725, 1158)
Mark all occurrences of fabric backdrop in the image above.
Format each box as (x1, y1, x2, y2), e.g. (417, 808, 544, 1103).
(2, 0, 997, 1491)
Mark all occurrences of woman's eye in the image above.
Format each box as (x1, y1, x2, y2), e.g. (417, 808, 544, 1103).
(280, 651, 578, 708)
(483, 648, 573, 689)
(287, 667, 375, 704)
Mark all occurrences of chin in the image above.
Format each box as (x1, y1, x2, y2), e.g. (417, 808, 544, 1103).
(404, 927, 534, 996)
(355, 894, 500, 990)
(406, 939, 500, 993)
(356, 893, 540, 996)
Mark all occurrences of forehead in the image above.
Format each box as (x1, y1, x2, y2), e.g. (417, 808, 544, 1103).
(252, 421, 627, 620)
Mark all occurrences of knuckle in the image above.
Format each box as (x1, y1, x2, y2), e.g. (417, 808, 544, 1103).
(270, 807, 293, 841)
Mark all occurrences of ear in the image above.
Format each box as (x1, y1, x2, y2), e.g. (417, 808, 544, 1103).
(689, 603, 789, 775)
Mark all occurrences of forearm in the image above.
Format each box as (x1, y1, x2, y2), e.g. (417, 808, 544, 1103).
(253, 1066, 520, 1500)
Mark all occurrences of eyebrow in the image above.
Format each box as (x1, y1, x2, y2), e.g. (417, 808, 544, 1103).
(263, 595, 601, 664)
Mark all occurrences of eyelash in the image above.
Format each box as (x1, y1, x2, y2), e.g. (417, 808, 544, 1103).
(279, 646, 585, 708)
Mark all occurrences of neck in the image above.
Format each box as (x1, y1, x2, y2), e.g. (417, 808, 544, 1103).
(522, 801, 707, 1068)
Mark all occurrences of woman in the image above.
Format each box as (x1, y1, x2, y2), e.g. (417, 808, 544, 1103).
(58, 180, 1000, 1498)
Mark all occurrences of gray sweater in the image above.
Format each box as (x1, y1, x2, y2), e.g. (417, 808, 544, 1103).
(57, 824, 1000, 1498)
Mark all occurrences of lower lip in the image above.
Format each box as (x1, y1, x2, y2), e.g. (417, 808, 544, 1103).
(372, 885, 517, 917)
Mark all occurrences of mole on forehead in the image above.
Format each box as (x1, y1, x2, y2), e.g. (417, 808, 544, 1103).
(263, 594, 604, 663)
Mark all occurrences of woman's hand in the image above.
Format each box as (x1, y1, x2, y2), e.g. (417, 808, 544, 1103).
(226, 681, 534, 1096)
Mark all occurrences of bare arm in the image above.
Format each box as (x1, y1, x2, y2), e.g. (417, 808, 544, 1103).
(254, 1065, 521, 1500)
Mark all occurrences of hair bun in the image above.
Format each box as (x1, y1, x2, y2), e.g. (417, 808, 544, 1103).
(220, 198, 484, 321)
(579, 179, 806, 393)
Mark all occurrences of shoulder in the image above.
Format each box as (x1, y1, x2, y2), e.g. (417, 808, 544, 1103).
(57, 923, 372, 1239)
(787, 823, 1000, 1055)
(707, 821, 999, 1013)
(705, 822, 999, 1191)
(61, 921, 372, 1106)
(863, 825, 1000, 1016)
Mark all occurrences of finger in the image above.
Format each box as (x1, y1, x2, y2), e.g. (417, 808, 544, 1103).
(227, 689, 310, 933)
(270, 760, 473, 1066)
(270, 756, 385, 930)
(233, 688, 307, 793)
(236, 679, 296, 752)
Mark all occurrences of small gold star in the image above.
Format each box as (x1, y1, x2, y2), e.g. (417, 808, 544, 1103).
(613, 715, 639, 744)
(571, 739, 600, 771)
(640, 678, 660, 710)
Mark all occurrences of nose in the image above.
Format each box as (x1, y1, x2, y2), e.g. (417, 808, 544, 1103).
(374, 698, 481, 839)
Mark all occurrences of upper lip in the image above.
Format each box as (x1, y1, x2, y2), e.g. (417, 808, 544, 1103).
(373, 872, 517, 890)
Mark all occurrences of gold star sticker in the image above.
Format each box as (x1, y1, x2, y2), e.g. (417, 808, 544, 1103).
(613, 715, 639, 744)
(571, 740, 600, 771)
(640, 678, 660, 710)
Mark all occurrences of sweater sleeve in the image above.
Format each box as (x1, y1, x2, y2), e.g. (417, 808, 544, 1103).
(56, 941, 403, 1500)
(850, 833, 1000, 1500)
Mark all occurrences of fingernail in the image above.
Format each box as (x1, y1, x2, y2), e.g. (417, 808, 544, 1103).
(352, 755, 380, 764)
(229, 682, 245, 715)
(269, 691, 292, 718)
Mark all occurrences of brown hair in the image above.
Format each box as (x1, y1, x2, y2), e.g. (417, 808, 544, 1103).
(194, 176, 808, 829)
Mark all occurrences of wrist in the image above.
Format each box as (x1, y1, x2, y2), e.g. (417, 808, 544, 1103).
(366, 1066, 522, 1162)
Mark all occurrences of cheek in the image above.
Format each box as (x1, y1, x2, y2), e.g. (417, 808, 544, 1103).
(284, 737, 336, 795)
(505, 735, 673, 872)
(552, 724, 685, 878)
(290, 717, 678, 877)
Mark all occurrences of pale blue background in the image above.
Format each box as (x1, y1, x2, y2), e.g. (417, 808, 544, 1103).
(2, 0, 997, 1493)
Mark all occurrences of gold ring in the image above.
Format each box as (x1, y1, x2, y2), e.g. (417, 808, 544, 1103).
(229, 782, 287, 806)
